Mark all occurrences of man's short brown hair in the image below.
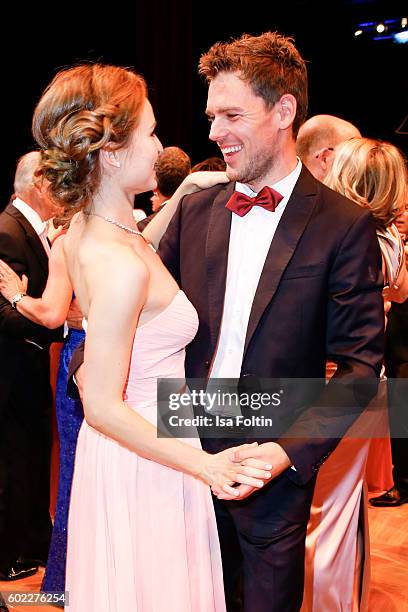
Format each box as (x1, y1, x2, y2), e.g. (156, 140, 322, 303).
(155, 146, 191, 197)
(199, 31, 308, 137)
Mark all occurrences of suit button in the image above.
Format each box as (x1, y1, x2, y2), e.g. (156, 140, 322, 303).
(205, 360, 210, 369)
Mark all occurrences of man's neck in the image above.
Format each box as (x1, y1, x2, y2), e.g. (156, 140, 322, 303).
(246, 151, 298, 193)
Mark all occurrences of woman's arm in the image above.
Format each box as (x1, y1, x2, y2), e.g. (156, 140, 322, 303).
(0, 236, 73, 328)
(383, 252, 408, 304)
(82, 245, 270, 496)
(142, 171, 228, 250)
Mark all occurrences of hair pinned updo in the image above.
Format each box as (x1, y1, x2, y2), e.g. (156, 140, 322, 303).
(32, 64, 147, 213)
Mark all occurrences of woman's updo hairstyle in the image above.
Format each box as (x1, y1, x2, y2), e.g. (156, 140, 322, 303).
(32, 64, 147, 212)
(325, 137, 408, 228)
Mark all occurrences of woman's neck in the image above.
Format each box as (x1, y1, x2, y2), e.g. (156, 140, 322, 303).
(85, 182, 136, 227)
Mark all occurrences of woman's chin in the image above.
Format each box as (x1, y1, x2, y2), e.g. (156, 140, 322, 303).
(135, 182, 156, 196)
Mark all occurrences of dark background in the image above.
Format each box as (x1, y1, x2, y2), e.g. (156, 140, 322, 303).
(1, 0, 407, 213)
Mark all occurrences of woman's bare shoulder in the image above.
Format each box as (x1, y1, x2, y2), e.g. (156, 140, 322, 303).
(83, 238, 150, 290)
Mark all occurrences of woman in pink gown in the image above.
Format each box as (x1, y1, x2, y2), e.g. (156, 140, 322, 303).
(30, 64, 271, 611)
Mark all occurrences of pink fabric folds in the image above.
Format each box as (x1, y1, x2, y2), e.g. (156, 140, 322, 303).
(66, 291, 226, 611)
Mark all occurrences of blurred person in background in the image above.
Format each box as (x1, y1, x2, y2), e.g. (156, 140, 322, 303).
(0, 152, 63, 581)
(371, 203, 408, 508)
(296, 114, 361, 182)
(0, 210, 84, 595)
(150, 145, 191, 213)
(302, 137, 408, 611)
(191, 156, 226, 173)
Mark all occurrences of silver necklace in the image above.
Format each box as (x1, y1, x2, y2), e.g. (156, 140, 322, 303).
(85, 212, 156, 250)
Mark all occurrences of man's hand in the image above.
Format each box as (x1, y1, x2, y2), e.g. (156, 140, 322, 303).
(234, 442, 292, 476)
(215, 442, 292, 501)
(215, 483, 257, 501)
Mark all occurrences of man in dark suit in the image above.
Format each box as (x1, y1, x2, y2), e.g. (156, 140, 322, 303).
(157, 32, 384, 611)
(0, 152, 63, 580)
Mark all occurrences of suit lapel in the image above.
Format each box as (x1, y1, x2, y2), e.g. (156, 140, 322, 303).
(243, 167, 319, 356)
(5, 205, 49, 275)
(205, 182, 234, 352)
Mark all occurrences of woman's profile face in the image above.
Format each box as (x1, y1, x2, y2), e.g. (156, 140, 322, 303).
(395, 209, 408, 238)
(119, 99, 163, 195)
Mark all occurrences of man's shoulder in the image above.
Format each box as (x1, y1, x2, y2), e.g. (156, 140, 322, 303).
(181, 182, 232, 207)
(309, 176, 371, 225)
(0, 205, 23, 234)
(0, 203, 22, 225)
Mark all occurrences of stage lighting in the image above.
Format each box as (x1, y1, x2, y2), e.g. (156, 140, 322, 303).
(353, 16, 408, 44)
(394, 30, 408, 43)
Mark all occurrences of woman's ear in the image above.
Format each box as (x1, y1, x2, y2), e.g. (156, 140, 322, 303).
(100, 148, 121, 168)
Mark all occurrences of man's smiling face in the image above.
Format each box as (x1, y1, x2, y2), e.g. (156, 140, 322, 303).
(206, 71, 282, 191)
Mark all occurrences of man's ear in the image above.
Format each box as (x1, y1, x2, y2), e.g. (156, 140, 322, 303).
(33, 175, 49, 196)
(277, 94, 297, 130)
(315, 147, 334, 173)
(100, 148, 121, 168)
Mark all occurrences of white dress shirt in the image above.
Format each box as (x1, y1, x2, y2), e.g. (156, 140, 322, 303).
(210, 160, 302, 379)
(13, 197, 51, 256)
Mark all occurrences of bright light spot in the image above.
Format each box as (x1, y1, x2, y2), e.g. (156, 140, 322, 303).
(402, 17, 407, 28)
(394, 30, 408, 43)
(376, 23, 386, 33)
(354, 29, 363, 36)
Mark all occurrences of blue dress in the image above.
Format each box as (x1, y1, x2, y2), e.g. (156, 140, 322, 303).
(42, 328, 85, 594)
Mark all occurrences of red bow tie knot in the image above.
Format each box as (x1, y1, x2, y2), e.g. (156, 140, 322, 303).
(226, 186, 283, 217)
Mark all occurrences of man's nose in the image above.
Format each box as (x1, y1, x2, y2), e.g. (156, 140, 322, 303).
(208, 118, 227, 143)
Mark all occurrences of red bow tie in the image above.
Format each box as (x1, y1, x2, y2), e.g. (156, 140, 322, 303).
(226, 186, 283, 217)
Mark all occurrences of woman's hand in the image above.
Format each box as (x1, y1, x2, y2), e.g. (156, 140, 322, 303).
(171, 171, 229, 201)
(142, 171, 229, 249)
(0, 259, 28, 302)
(197, 442, 273, 498)
(214, 442, 293, 501)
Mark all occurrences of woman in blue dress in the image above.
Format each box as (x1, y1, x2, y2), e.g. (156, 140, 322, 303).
(42, 324, 85, 593)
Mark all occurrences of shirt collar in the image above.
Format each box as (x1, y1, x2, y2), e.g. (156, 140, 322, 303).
(12, 197, 48, 236)
(235, 158, 302, 204)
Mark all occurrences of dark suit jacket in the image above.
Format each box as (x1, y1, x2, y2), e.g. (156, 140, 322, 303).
(158, 167, 385, 484)
(0, 204, 63, 411)
(385, 297, 408, 376)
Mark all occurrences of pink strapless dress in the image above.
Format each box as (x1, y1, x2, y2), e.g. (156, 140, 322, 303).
(66, 291, 226, 611)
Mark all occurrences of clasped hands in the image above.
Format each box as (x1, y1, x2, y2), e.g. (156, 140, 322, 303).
(204, 441, 292, 501)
